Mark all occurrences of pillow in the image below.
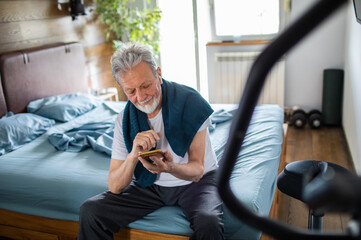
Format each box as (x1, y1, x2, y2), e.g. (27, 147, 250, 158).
(27, 93, 101, 122)
(0, 112, 55, 155)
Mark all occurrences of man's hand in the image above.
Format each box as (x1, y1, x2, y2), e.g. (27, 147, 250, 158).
(138, 128, 207, 183)
(139, 150, 174, 174)
(131, 130, 161, 158)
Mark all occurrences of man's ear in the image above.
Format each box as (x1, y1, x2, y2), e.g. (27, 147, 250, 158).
(157, 67, 162, 83)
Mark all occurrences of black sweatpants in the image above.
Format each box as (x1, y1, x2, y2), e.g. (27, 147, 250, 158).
(78, 170, 224, 240)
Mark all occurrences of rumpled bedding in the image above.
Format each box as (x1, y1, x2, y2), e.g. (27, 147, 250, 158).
(47, 106, 236, 156)
(48, 122, 114, 155)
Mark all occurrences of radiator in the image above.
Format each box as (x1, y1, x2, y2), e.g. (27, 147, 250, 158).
(211, 51, 285, 107)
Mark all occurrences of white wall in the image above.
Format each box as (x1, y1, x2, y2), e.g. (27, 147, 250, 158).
(343, 0, 361, 173)
(284, 0, 347, 112)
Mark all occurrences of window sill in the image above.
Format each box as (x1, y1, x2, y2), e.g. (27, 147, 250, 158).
(206, 40, 270, 46)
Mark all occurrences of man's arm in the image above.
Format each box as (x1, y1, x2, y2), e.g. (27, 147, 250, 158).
(108, 157, 137, 194)
(108, 130, 161, 194)
(139, 128, 206, 182)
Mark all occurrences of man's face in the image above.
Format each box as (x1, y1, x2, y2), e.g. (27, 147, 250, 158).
(119, 61, 162, 117)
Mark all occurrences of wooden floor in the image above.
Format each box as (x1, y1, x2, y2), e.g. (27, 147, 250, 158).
(261, 124, 355, 240)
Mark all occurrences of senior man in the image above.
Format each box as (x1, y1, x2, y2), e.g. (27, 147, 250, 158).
(78, 42, 224, 240)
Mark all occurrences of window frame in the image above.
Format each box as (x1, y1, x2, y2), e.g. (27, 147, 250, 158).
(209, 0, 288, 42)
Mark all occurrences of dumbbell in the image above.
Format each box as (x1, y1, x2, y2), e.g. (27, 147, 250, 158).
(292, 108, 323, 129)
(292, 109, 307, 128)
(308, 110, 322, 129)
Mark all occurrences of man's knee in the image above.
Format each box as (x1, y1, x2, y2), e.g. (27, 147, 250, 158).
(78, 197, 115, 240)
(192, 211, 224, 240)
(79, 197, 102, 220)
(194, 211, 222, 227)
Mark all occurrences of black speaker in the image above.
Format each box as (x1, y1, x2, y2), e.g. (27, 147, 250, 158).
(322, 69, 344, 126)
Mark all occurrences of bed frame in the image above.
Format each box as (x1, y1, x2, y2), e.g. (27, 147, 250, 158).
(0, 129, 287, 240)
(0, 42, 287, 240)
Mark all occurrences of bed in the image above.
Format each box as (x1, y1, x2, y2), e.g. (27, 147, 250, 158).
(0, 42, 286, 240)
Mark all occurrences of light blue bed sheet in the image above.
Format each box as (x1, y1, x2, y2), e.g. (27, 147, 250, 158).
(0, 102, 284, 240)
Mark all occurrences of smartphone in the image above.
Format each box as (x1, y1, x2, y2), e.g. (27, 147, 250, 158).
(139, 149, 164, 158)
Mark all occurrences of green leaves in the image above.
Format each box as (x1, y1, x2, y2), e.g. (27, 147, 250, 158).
(96, 0, 162, 54)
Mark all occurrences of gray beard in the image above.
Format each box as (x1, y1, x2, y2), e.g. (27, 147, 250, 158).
(135, 94, 161, 114)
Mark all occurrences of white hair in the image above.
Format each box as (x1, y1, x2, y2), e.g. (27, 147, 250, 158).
(110, 42, 158, 85)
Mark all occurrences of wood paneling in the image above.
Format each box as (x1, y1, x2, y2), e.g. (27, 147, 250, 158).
(84, 42, 128, 101)
(0, 0, 105, 52)
(0, 0, 124, 100)
(0, 1, 68, 23)
(0, 18, 80, 42)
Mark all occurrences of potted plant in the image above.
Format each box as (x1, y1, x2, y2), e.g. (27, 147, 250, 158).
(95, 0, 162, 54)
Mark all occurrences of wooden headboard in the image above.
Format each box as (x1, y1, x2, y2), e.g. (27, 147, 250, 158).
(0, 42, 88, 116)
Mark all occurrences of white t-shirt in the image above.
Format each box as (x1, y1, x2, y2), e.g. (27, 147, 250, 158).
(111, 109, 218, 187)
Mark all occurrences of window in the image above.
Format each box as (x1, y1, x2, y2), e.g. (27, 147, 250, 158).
(158, 0, 198, 90)
(210, 0, 282, 42)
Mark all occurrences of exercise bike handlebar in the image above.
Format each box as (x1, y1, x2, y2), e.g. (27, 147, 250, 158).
(216, 0, 355, 239)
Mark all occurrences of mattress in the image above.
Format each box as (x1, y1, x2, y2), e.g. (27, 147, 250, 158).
(0, 102, 284, 240)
